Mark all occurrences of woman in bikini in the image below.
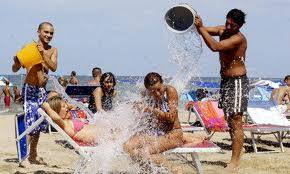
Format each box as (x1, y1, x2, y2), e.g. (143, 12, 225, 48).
(123, 72, 184, 174)
(42, 95, 104, 144)
(88, 72, 117, 113)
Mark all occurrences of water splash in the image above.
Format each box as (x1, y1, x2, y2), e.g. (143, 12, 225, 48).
(168, 26, 202, 94)
(47, 76, 166, 173)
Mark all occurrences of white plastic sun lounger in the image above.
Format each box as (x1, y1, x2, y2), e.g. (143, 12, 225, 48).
(165, 140, 221, 174)
(244, 101, 290, 153)
(15, 109, 97, 165)
(16, 108, 221, 174)
(37, 108, 97, 158)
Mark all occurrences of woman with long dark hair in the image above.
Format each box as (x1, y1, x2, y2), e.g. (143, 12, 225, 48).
(88, 72, 116, 113)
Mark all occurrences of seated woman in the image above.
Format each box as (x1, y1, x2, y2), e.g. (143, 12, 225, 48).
(42, 95, 104, 145)
(123, 72, 184, 174)
(88, 72, 117, 113)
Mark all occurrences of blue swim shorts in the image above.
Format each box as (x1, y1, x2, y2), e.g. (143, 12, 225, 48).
(22, 84, 48, 135)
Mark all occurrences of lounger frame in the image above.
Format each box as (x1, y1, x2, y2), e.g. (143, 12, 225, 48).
(15, 108, 222, 173)
(165, 141, 221, 174)
(185, 101, 290, 153)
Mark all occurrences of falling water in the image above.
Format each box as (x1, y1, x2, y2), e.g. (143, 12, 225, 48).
(168, 26, 203, 94)
(46, 3, 203, 173)
(48, 76, 169, 173)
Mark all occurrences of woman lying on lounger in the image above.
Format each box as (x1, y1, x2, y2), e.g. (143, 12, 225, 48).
(42, 95, 104, 145)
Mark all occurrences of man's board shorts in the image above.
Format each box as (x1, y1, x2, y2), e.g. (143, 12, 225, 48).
(4, 96, 10, 107)
(218, 74, 249, 118)
(22, 84, 48, 135)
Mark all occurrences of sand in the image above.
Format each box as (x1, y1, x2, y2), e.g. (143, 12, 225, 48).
(1, 110, 290, 174)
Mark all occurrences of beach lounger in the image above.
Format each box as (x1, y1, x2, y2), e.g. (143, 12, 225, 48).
(47, 109, 88, 134)
(15, 109, 96, 165)
(38, 108, 222, 173)
(16, 108, 222, 173)
(185, 100, 290, 153)
(184, 101, 229, 139)
(165, 140, 221, 174)
(37, 108, 96, 158)
(243, 101, 290, 153)
(15, 113, 29, 163)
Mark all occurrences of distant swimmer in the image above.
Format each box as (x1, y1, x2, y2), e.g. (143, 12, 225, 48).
(12, 21, 58, 167)
(0, 80, 13, 108)
(69, 70, 79, 85)
(195, 9, 248, 171)
(88, 67, 102, 86)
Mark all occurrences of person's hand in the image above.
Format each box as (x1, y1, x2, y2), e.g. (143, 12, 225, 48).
(13, 56, 20, 64)
(37, 44, 44, 54)
(133, 101, 145, 112)
(143, 107, 153, 113)
(194, 15, 203, 28)
(42, 102, 50, 110)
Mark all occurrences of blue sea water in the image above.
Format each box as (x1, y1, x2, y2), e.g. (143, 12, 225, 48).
(0, 74, 283, 113)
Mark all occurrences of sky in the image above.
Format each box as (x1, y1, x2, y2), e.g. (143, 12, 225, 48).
(0, 0, 289, 77)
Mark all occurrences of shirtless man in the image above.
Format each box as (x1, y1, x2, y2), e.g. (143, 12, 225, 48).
(13, 86, 22, 104)
(88, 67, 102, 85)
(69, 71, 79, 85)
(276, 75, 290, 110)
(0, 81, 13, 108)
(12, 22, 57, 166)
(123, 72, 183, 174)
(195, 9, 248, 170)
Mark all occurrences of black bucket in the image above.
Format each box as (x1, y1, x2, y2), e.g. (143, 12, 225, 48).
(165, 4, 196, 33)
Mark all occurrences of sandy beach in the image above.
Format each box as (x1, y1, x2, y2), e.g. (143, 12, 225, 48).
(1, 110, 290, 174)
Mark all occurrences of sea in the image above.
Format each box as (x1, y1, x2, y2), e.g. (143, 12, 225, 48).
(0, 74, 283, 114)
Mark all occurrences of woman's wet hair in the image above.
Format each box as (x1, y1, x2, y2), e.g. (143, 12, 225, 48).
(100, 72, 116, 94)
(144, 72, 163, 89)
(226, 9, 246, 27)
(47, 96, 63, 113)
(58, 76, 68, 88)
(284, 75, 290, 82)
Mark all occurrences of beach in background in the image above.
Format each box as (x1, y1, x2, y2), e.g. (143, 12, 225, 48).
(0, 74, 283, 114)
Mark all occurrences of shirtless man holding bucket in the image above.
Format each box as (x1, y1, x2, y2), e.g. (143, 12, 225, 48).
(195, 9, 248, 171)
(12, 22, 58, 166)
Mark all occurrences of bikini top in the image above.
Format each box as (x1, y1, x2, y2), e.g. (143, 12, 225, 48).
(160, 94, 170, 112)
(146, 90, 170, 112)
(71, 118, 88, 133)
